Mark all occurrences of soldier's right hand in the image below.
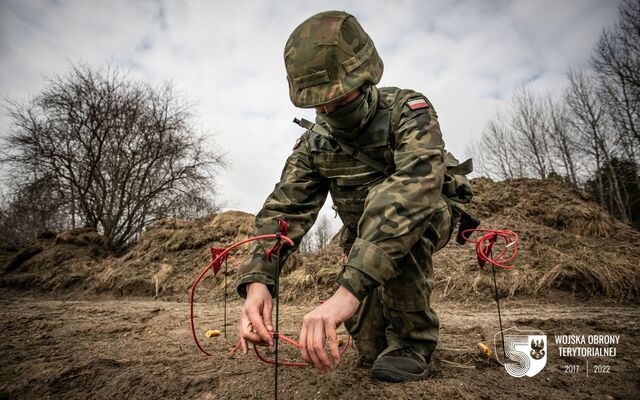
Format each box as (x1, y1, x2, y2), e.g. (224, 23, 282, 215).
(239, 282, 274, 353)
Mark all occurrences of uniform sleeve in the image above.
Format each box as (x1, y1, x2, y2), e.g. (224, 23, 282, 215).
(236, 134, 329, 298)
(340, 94, 446, 292)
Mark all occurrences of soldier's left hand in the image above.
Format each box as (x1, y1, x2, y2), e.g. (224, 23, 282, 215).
(299, 286, 360, 372)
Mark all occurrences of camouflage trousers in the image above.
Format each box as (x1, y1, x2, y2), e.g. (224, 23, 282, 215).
(343, 201, 453, 364)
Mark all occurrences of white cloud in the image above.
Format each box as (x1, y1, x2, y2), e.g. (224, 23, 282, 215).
(0, 0, 622, 235)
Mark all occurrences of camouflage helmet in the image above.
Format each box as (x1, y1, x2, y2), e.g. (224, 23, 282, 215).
(284, 11, 384, 108)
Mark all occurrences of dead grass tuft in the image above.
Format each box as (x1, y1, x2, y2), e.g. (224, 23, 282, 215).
(56, 228, 108, 248)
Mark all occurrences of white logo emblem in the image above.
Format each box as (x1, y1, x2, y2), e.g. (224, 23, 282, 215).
(495, 327, 547, 377)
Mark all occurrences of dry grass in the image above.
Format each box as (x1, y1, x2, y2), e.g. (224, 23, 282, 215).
(56, 228, 107, 248)
(433, 179, 640, 300)
(152, 263, 174, 298)
(281, 243, 344, 303)
(537, 244, 639, 298)
(546, 205, 616, 238)
(96, 267, 117, 291)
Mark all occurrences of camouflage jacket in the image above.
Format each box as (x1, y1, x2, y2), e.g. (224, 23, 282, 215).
(236, 86, 447, 300)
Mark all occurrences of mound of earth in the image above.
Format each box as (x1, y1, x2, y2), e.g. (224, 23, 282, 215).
(0, 228, 108, 292)
(95, 211, 259, 302)
(0, 211, 258, 302)
(1, 178, 638, 302)
(434, 178, 640, 300)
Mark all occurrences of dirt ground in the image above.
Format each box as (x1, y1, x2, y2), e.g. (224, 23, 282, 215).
(1, 291, 638, 400)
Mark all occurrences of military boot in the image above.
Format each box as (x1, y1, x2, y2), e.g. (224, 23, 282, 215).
(370, 347, 436, 382)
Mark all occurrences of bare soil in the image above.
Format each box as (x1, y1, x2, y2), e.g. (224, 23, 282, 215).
(1, 292, 638, 400)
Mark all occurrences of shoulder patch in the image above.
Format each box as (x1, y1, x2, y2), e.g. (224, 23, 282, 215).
(407, 97, 430, 111)
(292, 137, 303, 150)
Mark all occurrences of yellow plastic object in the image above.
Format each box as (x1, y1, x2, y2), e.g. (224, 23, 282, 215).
(205, 330, 222, 338)
(477, 342, 493, 358)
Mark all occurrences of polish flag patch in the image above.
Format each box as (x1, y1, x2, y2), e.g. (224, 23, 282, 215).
(407, 98, 430, 110)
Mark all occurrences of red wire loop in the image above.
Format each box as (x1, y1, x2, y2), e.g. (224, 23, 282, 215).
(190, 234, 294, 357)
(460, 228, 519, 270)
(190, 232, 352, 367)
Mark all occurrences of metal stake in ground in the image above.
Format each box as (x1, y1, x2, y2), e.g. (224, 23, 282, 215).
(224, 257, 228, 339)
(490, 249, 507, 360)
(274, 239, 281, 400)
(459, 228, 519, 363)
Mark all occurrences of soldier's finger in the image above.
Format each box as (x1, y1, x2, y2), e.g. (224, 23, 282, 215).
(239, 310, 252, 353)
(240, 337, 248, 354)
(244, 331, 269, 346)
(262, 299, 273, 332)
(305, 322, 323, 371)
(247, 307, 273, 346)
(299, 320, 311, 364)
(324, 320, 340, 366)
(312, 322, 333, 370)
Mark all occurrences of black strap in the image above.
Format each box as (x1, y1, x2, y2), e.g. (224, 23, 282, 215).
(293, 118, 394, 177)
(454, 204, 481, 245)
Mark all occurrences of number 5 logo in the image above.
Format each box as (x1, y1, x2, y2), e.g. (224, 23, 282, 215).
(494, 327, 547, 377)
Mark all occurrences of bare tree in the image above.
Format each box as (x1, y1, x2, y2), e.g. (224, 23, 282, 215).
(511, 87, 553, 179)
(0, 174, 67, 246)
(298, 232, 316, 255)
(592, 0, 640, 184)
(544, 96, 579, 186)
(475, 89, 558, 181)
(566, 69, 629, 222)
(167, 190, 220, 220)
(314, 215, 332, 250)
(473, 111, 525, 180)
(1, 63, 224, 251)
(472, 2, 639, 227)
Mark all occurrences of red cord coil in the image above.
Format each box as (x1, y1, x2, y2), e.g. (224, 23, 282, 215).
(460, 228, 519, 270)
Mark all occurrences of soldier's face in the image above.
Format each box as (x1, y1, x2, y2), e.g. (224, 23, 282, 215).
(315, 90, 360, 114)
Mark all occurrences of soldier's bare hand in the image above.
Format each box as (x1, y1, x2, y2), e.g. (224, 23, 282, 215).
(299, 286, 360, 372)
(239, 282, 273, 353)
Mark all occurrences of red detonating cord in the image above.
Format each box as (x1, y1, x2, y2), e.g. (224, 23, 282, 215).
(224, 331, 351, 367)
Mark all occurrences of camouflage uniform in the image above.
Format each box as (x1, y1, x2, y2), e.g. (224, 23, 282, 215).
(237, 11, 455, 364)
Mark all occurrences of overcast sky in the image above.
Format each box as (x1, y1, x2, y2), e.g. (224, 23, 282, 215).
(0, 0, 622, 235)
